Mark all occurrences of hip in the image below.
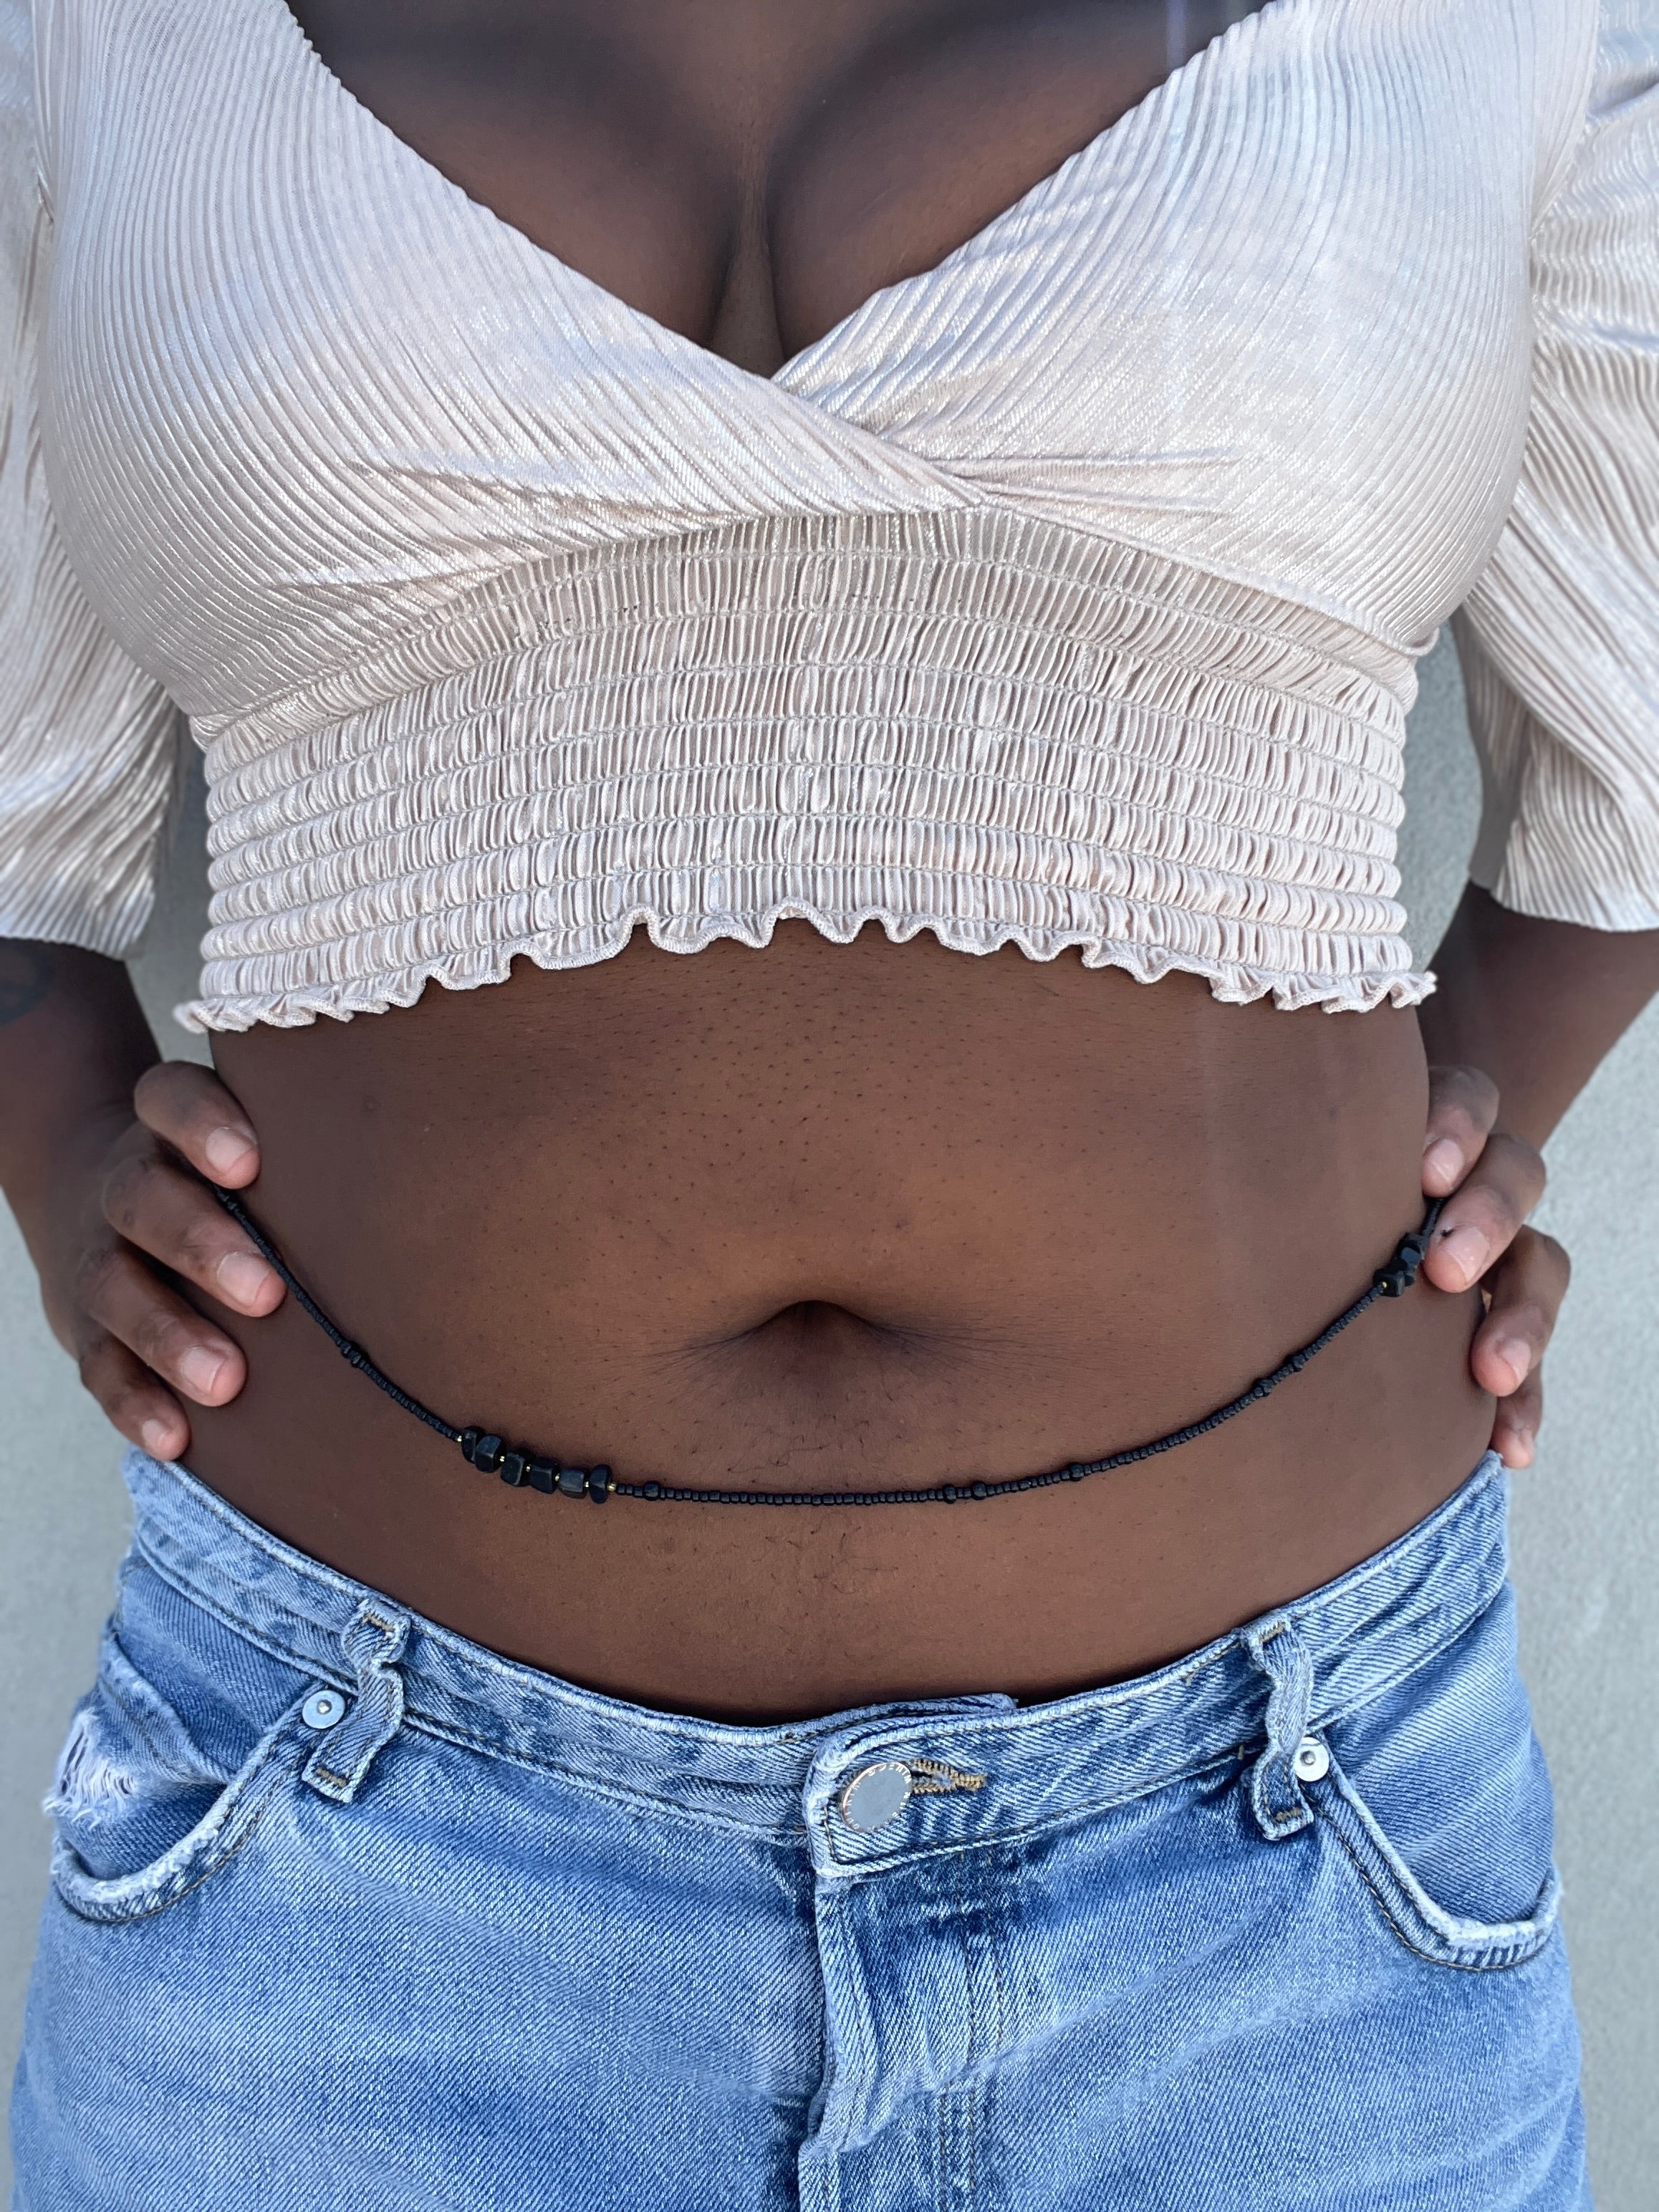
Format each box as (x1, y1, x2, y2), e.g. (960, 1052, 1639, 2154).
(12, 1448, 1587, 2211)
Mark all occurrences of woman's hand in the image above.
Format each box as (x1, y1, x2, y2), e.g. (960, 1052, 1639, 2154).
(1418, 1064, 1569, 1470)
(44, 1062, 284, 1459)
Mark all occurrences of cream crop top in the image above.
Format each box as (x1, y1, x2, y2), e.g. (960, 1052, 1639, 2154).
(1, 0, 1657, 1029)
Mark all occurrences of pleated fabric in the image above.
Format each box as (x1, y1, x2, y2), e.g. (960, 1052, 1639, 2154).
(0, 0, 1655, 1029)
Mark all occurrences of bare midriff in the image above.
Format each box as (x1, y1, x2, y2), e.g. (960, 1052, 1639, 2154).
(181, 0, 1494, 1718)
(188, 930, 1494, 1718)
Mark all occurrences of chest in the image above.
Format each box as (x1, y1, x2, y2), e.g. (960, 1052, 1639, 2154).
(279, 0, 1270, 373)
(33, 0, 1587, 713)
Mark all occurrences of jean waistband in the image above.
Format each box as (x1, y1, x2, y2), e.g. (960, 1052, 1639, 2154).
(122, 1449, 1509, 1872)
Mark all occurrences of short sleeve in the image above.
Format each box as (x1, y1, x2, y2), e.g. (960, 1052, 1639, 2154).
(1452, 0, 1659, 931)
(0, 0, 183, 956)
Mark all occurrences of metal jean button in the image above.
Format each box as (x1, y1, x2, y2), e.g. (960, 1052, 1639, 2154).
(1292, 1736, 1330, 1782)
(302, 1689, 346, 1731)
(839, 1761, 913, 1832)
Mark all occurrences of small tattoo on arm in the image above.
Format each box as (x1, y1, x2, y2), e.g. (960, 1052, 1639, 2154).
(0, 941, 56, 1026)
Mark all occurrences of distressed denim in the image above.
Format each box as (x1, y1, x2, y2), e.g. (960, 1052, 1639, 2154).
(12, 1448, 1586, 2211)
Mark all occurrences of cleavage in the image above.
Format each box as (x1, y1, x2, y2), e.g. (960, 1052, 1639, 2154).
(282, 0, 1275, 377)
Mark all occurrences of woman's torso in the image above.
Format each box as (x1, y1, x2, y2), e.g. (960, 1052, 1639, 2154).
(196, 924, 1492, 1718)
(95, 0, 1535, 1716)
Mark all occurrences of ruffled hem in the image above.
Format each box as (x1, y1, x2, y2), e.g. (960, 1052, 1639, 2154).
(175, 900, 1434, 1030)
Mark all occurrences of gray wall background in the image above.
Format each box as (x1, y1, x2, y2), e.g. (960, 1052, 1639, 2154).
(2, 633, 1655, 2202)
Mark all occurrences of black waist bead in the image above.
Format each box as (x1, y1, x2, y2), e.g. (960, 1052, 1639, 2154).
(210, 1186, 1443, 1511)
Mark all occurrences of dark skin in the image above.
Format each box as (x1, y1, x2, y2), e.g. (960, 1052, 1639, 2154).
(4, 0, 1658, 1718)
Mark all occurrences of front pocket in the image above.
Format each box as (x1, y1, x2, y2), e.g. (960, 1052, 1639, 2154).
(1307, 1749, 1560, 1973)
(48, 1626, 315, 1928)
(1300, 1582, 1560, 1973)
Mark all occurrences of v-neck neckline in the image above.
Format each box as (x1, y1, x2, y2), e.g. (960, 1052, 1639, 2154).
(261, 0, 1307, 393)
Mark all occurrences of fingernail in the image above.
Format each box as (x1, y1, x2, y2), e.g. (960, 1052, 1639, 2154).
(140, 1418, 179, 1458)
(217, 1251, 276, 1307)
(179, 1346, 226, 1395)
(1436, 1223, 1489, 1285)
(1489, 1337, 1532, 1390)
(1422, 1138, 1464, 1189)
(204, 1126, 256, 1175)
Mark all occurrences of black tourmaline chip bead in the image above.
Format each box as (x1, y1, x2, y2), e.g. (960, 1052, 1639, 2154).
(587, 1466, 612, 1501)
(499, 1449, 527, 1487)
(556, 1467, 586, 1499)
(472, 1434, 504, 1474)
(459, 1428, 481, 1464)
(526, 1459, 557, 1494)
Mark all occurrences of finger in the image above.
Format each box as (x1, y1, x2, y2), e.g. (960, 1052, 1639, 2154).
(102, 1143, 284, 1315)
(1489, 1365, 1544, 1471)
(77, 1242, 249, 1406)
(1421, 1064, 1501, 1196)
(76, 1330, 193, 1459)
(133, 1061, 260, 1187)
(1423, 1131, 1547, 1293)
(1468, 1228, 1571, 1397)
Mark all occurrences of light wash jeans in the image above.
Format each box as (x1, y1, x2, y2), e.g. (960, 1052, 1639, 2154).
(12, 1447, 1586, 2210)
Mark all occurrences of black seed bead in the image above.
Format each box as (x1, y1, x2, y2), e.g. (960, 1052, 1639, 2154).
(943, 1484, 958, 1502)
(588, 1466, 612, 1501)
(643, 1481, 661, 1500)
(459, 1427, 481, 1466)
(526, 1458, 557, 1494)
(473, 1434, 504, 1474)
(557, 1466, 586, 1499)
(499, 1449, 527, 1488)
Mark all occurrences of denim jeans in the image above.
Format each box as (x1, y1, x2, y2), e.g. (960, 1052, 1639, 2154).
(12, 1447, 1586, 2210)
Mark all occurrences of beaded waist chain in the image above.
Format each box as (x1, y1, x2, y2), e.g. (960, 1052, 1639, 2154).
(210, 1186, 1443, 1509)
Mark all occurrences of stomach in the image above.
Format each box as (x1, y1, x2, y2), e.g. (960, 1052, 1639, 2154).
(185, 922, 1494, 1720)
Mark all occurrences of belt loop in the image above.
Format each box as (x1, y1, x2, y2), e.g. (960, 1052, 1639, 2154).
(302, 1601, 410, 1804)
(1242, 1615, 1317, 1840)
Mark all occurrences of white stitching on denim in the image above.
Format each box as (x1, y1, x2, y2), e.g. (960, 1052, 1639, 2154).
(908, 1758, 988, 1795)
